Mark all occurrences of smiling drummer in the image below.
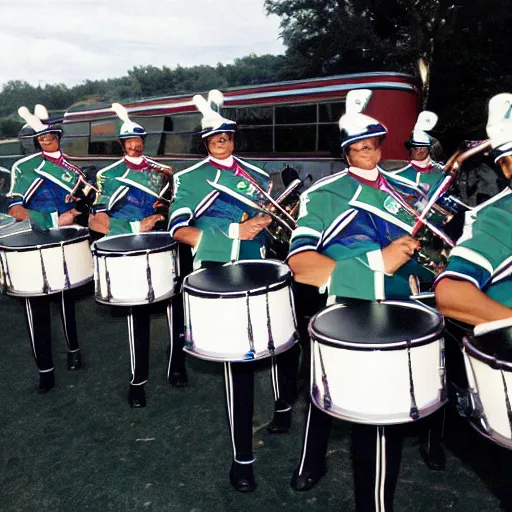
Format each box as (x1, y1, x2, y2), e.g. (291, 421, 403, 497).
(88, 104, 187, 407)
(7, 105, 87, 392)
(435, 93, 512, 325)
(286, 90, 441, 510)
(169, 90, 300, 493)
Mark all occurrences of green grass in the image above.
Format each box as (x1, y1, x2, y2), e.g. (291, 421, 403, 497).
(1, 290, 511, 511)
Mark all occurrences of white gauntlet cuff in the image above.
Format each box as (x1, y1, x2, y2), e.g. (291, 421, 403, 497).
(228, 223, 240, 239)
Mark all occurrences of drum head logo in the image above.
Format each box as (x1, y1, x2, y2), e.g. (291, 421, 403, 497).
(383, 197, 401, 215)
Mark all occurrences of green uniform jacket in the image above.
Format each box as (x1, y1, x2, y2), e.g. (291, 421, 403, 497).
(8, 152, 83, 229)
(169, 157, 270, 268)
(435, 187, 512, 307)
(94, 157, 170, 235)
(288, 170, 435, 301)
(382, 161, 444, 192)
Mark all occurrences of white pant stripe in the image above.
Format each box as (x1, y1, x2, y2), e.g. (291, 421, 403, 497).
(270, 356, 280, 401)
(298, 403, 313, 474)
(379, 427, 387, 512)
(374, 427, 382, 512)
(166, 303, 173, 379)
(127, 311, 136, 383)
(224, 362, 237, 460)
(60, 291, 71, 349)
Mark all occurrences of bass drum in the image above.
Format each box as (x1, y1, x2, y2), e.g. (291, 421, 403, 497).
(0, 225, 93, 296)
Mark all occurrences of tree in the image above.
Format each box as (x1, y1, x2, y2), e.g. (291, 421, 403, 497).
(265, 0, 512, 152)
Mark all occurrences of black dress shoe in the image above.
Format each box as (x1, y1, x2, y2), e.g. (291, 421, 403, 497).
(229, 462, 257, 493)
(38, 371, 55, 393)
(267, 410, 292, 434)
(291, 465, 327, 491)
(128, 385, 146, 408)
(419, 440, 446, 471)
(169, 368, 188, 387)
(67, 350, 82, 371)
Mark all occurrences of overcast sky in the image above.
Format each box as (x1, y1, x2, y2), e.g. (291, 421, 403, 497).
(0, 0, 286, 88)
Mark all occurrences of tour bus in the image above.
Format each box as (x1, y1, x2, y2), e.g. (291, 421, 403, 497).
(0, 72, 421, 209)
(60, 72, 421, 177)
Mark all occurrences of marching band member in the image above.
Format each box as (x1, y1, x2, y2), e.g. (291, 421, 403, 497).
(88, 104, 187, 408)
(384, 111, 444, 192)
(169, 90, 299, 492)
(7, 105, 86, 392)
(287, 90, 437, 510)
(435, 93, 512, 325)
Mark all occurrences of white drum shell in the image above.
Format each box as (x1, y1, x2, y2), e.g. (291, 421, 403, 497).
(0, 237, 93, 296)
(312, 334, 445, 425)
(464, 348, 512, 444)
(94, 249, 177, 305)
(184, 275, 297, 362)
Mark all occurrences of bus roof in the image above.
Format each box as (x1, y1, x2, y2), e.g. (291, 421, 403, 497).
(64, 72, 420, 122)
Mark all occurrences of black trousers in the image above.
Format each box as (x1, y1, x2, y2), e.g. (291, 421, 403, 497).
(24, 291, 79, 373)
(223, 346, 300, 463)
(127, 295, 186, 386)
(200, 260, 300, 463)
(296, 403, 403, 512)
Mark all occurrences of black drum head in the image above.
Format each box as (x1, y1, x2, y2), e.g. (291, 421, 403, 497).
(185, 261, 290, 296)
(95, 233, 175, 253)
(311, 301, 443, 348)
(0, 226, 88, 248)
(468, 327, 512, 363)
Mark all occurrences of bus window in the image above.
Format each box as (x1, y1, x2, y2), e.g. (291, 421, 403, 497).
(162, 113, 202, 155)
(63, 122, 90, 137)
(318, 124, 342, 155)
(236, 127, 273, 153)
(275, 104, 316, 125)
(275, 125, 316, 153)
(227, 106, 273, 126)
(89, 140, 123, 156)
(319, 102, 345, 122)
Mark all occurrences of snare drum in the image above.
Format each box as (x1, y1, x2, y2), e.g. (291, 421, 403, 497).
(310, 300, 446, 425)
(463, 321, 512, 449)
(0, 226, 93, 296)
(92, 232, 177, 306)
(182, 260, 298, 362)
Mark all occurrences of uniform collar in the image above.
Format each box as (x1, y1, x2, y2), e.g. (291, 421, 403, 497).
(410, 156, 432, 168)
(43, 150, 62, 159)
(348, 166, 379, 182)
(209, 155, 235, 169)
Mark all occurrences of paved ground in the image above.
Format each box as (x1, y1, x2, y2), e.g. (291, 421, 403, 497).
(1, 288, 512, 512)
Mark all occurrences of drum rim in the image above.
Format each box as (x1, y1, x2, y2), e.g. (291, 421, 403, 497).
(92, 232, 177, 256)
(0, 225, 90, 251)
(464, 336, 512, 371)
(309, 300, 445, 350)
(183, 259, 292, 298)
